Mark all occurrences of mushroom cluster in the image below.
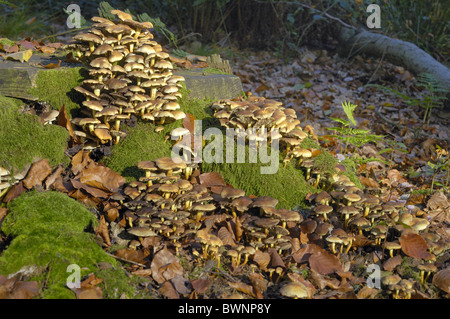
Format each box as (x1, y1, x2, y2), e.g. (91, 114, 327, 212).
(0, 166, 11, 198)
(65, 10, 186, 147)
(0, 166, 29, 199)
(306, 175, 434, 262)
(211, 96, 320, 176)
(103, 156, 303, 267)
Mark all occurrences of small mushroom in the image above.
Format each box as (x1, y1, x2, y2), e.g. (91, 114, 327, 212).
(280, 282, 309, 299)
(313, 205, 333, 222)
(384, 241, 402, 258)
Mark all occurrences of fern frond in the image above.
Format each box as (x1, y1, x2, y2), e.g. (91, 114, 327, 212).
(341, 101, 358, 126)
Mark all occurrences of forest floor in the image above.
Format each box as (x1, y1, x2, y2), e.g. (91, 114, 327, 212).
(0, 38, 449, 300)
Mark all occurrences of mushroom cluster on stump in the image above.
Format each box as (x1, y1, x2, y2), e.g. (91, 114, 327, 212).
(211, 96, 326, 181)
(65, 10, 186, 147)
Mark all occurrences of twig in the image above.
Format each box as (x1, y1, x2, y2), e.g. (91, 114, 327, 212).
(37, 27, 91, 42)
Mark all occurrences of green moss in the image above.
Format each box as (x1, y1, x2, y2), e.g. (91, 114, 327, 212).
(0, 94, 70, 175)
(341, 157, 364, 189)
(103, 122, 176, 181)
(201, 137, 317, 209)
(0, 190, 134, 299)
(202, 67, 232, 75)
(312, 151, 338, 179)
(300, 137, 321, 149)
(103, 86, 215, 181)
(28, 67, 86, 118)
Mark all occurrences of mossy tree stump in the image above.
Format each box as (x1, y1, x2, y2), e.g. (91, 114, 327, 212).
(0, 54, 244, 117)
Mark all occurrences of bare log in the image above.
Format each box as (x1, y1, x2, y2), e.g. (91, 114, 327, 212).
(338, 26, 450, 92)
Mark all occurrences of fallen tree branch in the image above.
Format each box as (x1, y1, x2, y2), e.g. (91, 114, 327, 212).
(338, 26, 450, 92)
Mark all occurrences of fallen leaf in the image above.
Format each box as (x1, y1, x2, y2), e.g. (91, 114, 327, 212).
(80, 273, 103, 288)
(218, 226, 236, 246)
(309, 250, 343, 275)
(39, 59, 61, 69)
(151, 246, 183, 284)
(39, 46, 56, 54)
(399, 233, 434, 260)
(95, 215, 111, 247)
(248, 272, 267, 299)
(432, 269, 450, 294)
(4, 49, 33, 63)
(115, 248, 148, 264)
(3, 181, 26, 203)
(268, 248, 285, 269)
(228, 281, 257, 298)
(252, 250, 270, 271)
(78, 162, 126, 193)
(44, 165, 65, 190)
(75, 286, 103, 299)
(383, 255, 402, 271)
(359, 176, 379, 188)
(159, 281, 179, 299)
(23, 159, 52, 189)
(171, 275, 192, 295)
(198, 172, 227, 187)
(357, 285, 380, 299)
(191, 278, 210, 294)
(255, 83, 269, 93)
(4, 44, 19, 53)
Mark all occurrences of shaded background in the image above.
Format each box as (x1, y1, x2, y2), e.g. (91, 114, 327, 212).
(0, 0, 448, 63)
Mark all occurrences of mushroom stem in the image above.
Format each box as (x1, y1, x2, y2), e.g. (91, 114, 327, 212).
(314, 174, 321, 188)
(241, 254, 249, 266)
(330, 243, 336, 254)
(344, 239, 353, 254)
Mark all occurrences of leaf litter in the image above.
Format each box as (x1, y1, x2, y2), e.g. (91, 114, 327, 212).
(0, 41, 448, 300)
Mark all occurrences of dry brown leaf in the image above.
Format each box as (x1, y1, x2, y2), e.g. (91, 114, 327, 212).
(71, 179, 109, 199)
(357, 285, 380, 299)
(218, 226, 236, 246)
(268, 248, 285, 269)
(76, 286, 103, 299)
(359, 176, 379, 188)
(383, 255, 402, 271)
(309, 250, 343, 275)
(0, 207, 7, 222)
(252, 250, 270, 271)
(78, 162, 126, 193)
(399, 233, 434, 260)
(159, 281, 179, 299)
(228, 281, 257, 298)
(58, 104, 79, 145)
(115, 248, 148, 264)
(80, 273, 103, 288)
(44, 165, 65, 190)
(292, 243, 324, 264)
(0, 275, 39, 299)
(198, 172, 227, 187)
(171, 275, 192, 295)
(95, 215, 111, 247)
(426, 192, 449, 211)
(248, 272, 267, 299)
(432, 269, 450, 294)
(39, 46, 56, 55)
(151, 246, 183, 284)
(191, 278, 210, 294)
(23, 159, 52, 189)
(131, 268, 152, 277)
